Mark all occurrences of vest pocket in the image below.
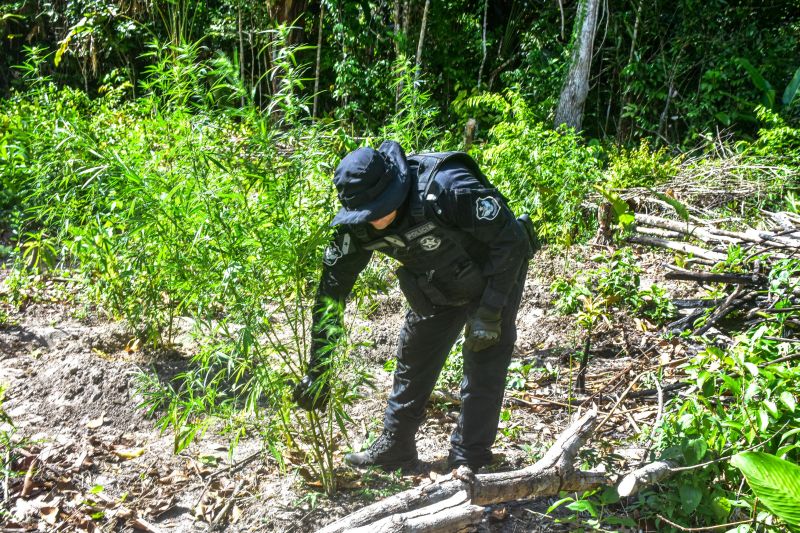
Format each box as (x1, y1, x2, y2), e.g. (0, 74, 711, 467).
(396, 260, 487, 314)
(396, 267, 437, 316)
(436, 260, 486, 303)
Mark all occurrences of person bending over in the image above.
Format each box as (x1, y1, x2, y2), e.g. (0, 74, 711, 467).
(294, 140, 537, 471)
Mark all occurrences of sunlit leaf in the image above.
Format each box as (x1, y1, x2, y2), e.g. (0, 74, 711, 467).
(731, 452, 800, 529)
(782, 66, 800, 107)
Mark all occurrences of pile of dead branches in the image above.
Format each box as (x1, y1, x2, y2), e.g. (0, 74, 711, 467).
(618, 209, 800, 340)
(627, 212, 800, 265)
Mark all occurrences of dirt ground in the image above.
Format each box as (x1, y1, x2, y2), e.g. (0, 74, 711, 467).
(0, 245, 697, 532)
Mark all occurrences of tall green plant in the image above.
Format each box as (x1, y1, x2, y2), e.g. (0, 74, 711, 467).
(380, 56, 441, 152)
(645, 258, 800, 527)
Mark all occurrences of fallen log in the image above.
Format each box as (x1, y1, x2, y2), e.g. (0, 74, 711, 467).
(709, 227, 800, 248)
(318, 409, 606, 533)
(663, 265, 766, 287)
(634, 213, 739, 245)
(635, 226, 682, 239)
(627, 234, 726, 263)
(617, 460, 677, 497)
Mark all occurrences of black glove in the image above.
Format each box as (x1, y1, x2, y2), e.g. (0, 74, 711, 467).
(464, 307, 502, 352)
(292, 356, 331, 411)
(292, 372, 330, 411)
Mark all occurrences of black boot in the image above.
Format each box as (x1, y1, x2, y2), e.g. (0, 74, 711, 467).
(345, 430, 418, 470)
(446, 450, 490, 472)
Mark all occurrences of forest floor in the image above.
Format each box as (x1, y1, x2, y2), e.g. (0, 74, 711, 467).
(0, 245, 698, 532)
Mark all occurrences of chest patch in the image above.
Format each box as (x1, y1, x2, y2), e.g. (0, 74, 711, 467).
(419, 235, 442, 251)
(323, 243, 342, 266)
(405, 221, 436, 241)
(476, 196, 501, 221)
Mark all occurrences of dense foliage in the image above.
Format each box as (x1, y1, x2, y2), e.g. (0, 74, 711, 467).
(2, 0, 800, 143)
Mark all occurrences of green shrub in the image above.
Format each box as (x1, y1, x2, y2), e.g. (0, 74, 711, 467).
(478, 92, 603, 244)
(551, 248, 675, 322)
(0, 38, 383, 496)
(604, 139, 681, 189)
(749, 107, 800, 169)
(644, 258, 800, 528)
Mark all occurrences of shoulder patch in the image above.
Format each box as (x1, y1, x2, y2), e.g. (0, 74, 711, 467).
(476, 196, 500, 221)
(323, 243, 342, 266)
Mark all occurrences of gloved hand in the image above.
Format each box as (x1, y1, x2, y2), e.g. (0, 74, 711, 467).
(464, 307, 502, 352)
(292, 357, 331, 411)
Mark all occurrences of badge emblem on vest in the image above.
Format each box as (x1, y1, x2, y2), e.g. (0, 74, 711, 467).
(323, 243, 342, 266)
(476, 196, 501, 221)
(419, 235, 442, 251)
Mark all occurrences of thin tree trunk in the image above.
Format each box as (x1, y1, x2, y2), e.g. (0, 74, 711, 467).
(414, 0, 430, 83)
(617, 0, 643, 141)
(395, 0, 412, 109)
(237, 0, 245, 108)
(393, 0, 404, 109)
(477, 0, 488, 90)
(402, 0, 411, 40)
(554, 0, 600, 131)
(393, 0, 402, 52)
(313, 2, 325, 118)
(248, 9, 254, 105)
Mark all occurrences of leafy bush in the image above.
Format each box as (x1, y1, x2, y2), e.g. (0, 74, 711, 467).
(552, 248, 675, 323)
(380, 57, 442, 153)
(478, 91, 603, 244)
(604, 139, 681, 189)
(0, 37, 388, 496)
(749, 107, 800, 169)
(644, 258, 800, 528)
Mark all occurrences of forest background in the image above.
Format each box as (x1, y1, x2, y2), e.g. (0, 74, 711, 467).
(2, 0, 800, 531)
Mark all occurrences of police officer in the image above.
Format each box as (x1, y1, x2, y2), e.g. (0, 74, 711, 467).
(293, 140, 536, 471)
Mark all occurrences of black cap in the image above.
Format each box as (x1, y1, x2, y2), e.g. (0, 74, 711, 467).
(331, 140, 410, 226)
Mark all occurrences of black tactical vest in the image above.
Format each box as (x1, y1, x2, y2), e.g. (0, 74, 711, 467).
(348, 152, 495, 307)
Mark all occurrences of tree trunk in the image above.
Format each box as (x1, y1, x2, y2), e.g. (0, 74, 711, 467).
(414, 0, 431, 84)
(477, 0, 488, 90)
(396, 0, 412, 108)
(554, 0, 600, 131)
(237, 0, 245, 108)
(617, 0, 643, 141)
(312, 2, 325, 118)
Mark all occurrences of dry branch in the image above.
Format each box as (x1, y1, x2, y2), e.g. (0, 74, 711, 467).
(664, 265, 765, 287)
(617, 460, 677, 497)
(635, 226, 682, 239)
(672, 298, 725, 309)
(318, 409, 605, 533)
(634, 214, 739, 245)
(627, 234, 726, 262)
(692, 287, 751, 336)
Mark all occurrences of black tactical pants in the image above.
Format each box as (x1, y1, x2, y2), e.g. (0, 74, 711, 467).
(383, 262, 528, 467)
